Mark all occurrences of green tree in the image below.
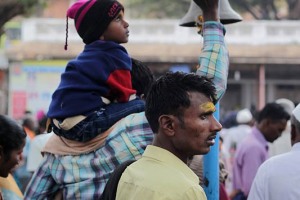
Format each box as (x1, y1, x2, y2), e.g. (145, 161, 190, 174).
(286, 0, 300, 19)
(230, 0, 300, 20)
(126, 0, 190, 18)
(0, 0, 44, 37)
(126, 0, 300, 20)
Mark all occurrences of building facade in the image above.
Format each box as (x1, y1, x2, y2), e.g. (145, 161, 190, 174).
(2, 18, 300, 119)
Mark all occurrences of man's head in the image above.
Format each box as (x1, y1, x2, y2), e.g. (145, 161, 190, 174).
(145, 72, 222, 160)
(130, 58, 154, 99)
(291, 103, 300, 146)
(257, 102, 290, 143)
(0, 115, 26, 178)
(36, 116, 48, 135)
(67, 0, 127, 44)
(22, 116, 36, 132)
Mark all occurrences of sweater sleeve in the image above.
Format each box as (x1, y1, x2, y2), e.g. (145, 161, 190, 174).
(99, 44, 136, 102)
(106, 69, 136, 102)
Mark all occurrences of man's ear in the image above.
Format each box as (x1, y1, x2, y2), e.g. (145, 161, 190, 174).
(158, 115, 176, 137)
(264, 118, 272, 125)
(258, 119, 268, 132)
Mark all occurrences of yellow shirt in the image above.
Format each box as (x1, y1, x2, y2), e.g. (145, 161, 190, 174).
(116, 145, 207, 200)
(0, 174, 23, 200)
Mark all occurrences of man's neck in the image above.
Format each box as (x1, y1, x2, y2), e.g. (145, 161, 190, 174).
(152, 137, 188, 164)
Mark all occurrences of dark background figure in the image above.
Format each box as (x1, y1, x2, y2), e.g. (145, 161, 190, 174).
(231, 102, 290, 199)
(0, 115, 26, 199)
(248, 103, 300, 199)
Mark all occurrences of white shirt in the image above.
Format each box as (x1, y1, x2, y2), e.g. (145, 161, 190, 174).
(222, 124, 252, 152)
(269, 122, 292, 156)
(221, 124, 252, 193)
(26, 132, 53, 172)
(248, 143, 300, 200)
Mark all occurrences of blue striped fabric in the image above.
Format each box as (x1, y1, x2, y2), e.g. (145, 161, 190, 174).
(24, 112, 153, 199)
(197, 22, 229, 102)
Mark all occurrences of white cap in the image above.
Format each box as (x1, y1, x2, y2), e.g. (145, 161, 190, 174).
(236, 108, 252, 124)
(276, 98, 295, 116)
(292, 103, 300, 123)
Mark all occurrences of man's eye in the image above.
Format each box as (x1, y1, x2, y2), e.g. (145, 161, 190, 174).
(200, 115, 208, 120)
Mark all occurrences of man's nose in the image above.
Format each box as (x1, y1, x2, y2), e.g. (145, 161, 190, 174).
(212, 116, 222, 132)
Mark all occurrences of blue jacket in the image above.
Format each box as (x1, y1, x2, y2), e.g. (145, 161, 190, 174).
(48, 40, 135, 118)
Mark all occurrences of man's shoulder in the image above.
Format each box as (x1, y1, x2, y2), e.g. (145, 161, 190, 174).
(265, 150, 295, 166)
(236, 135, 263, 156)
(32, 133, 53, 144)
(119, 158, 204, 199)
(255, 153, 288, 179)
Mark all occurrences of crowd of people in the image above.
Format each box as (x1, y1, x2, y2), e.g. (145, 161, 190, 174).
(1, 0, 299, 200)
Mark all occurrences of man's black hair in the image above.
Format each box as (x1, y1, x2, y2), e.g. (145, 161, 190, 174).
(257, 102, 290, 123)
(0, 115, 26, 155)
(145, 72, 216, 133)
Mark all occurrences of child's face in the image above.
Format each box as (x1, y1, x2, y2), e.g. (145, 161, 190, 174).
(100, 10, 129, 43)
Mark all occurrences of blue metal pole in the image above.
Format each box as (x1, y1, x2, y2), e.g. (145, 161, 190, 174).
(203, 103, 220, 199)
(203, 2, 221, 198)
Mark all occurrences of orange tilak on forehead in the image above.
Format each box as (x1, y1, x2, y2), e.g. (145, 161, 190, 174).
(199, 102, 216, 112)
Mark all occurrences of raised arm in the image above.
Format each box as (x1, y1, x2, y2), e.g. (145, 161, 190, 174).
(195, 0, 229, 102)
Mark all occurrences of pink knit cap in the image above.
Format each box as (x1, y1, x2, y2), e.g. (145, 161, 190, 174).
(64, 0, 123, 49)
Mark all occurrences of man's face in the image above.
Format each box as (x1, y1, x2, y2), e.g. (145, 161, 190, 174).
(101, 10, 129, 43)
(0, 143, 24, 178)
(264, 119, 288, 143)
(172, 92, 222, 157)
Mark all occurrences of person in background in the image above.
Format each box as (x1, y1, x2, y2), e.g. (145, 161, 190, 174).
(220, 111, 238, 130)
(22, 116, 36, 140)
(222, 108, 253, 194)
(26, 116, 53, 173)
(248, 103, 300, 200)
(269, 98, 295, 156)
(231, 103, 290, 199)
(223, 108, 253, 153)
(0, 115, 27, 200)
(12, 116, 35, 193)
